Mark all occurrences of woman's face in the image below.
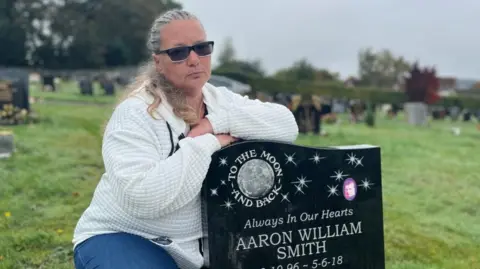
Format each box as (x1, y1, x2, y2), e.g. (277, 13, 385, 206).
(153, 19, 212, 95)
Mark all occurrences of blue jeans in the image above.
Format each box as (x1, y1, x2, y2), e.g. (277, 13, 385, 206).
(74, 232, 179, 269)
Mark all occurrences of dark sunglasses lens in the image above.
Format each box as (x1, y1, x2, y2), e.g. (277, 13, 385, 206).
(167, 47, 190, 61)
(193, 42, 213, 56)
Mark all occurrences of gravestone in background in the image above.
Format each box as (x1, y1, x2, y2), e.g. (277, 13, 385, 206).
(79, 78, 94, 96)
(115, 76, 130, 86)
(0, 131, 14, 159)
(100, 77, 115, 96)
(462, 110, 472, 122)
(42, 74, 56, 91)
(404, 102, 428, 126)
(202, 141, 385, 269)
(0, 68, 30, 112)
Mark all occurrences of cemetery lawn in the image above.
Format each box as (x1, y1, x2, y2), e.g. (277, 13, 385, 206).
(0, 102, 479, 269)
(29, 81, 119, 105)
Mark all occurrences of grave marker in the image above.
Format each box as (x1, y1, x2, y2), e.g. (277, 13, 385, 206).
(0, 68, 30, 112)
(79, 78, 94, 96)
(0, 131, 14, 159)
(201, 141, 385, 269)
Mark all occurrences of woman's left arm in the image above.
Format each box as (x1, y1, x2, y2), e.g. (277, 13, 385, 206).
(206, 89, 299, 143)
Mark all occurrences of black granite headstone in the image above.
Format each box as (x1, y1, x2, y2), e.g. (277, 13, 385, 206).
(79, 78, 93, 96)
(100, 78, 115, 96)
(202, 141, 384, 269)
(0, 68, 30, 112)
(42, 74, 56, 91)
(462, 110, 471, 122)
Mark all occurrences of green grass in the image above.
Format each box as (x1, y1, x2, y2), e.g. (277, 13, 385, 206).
(29, 81, 119, 105)
(0, 103, 113, 268)
(0, 101, 479, 268)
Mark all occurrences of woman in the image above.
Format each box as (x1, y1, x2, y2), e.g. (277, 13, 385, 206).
(72, 9, 298, 269)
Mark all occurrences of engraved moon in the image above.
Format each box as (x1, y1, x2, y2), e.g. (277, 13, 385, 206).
(237, 159, 275, 199)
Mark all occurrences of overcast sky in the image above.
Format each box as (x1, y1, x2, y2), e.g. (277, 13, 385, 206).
(178, 0, 479, 79)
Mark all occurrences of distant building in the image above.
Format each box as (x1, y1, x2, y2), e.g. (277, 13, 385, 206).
(438, 77, 456, 91)
(455, 78, 477, 91)
(438, 77, 457, 96)
(437, 77, 480, 97)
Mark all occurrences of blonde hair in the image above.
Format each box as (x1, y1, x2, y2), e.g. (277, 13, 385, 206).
(117, 9, 202, 125)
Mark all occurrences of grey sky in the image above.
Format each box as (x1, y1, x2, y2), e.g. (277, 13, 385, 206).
(179, 0, 479, 80)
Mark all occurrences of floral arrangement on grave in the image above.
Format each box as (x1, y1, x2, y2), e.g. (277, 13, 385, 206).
(404, 63, 440, 105)
(0, 104, 35, 125)
(322, 113, 337, 124)
(0, 81, 37, 125)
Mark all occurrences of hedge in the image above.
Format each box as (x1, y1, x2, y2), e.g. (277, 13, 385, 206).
(213, 71, 480, 109)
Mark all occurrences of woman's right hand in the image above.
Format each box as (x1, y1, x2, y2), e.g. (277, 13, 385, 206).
(215, 134, 238, 147)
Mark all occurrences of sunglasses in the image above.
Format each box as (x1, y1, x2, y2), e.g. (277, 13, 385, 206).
(155, 41, 214, 62)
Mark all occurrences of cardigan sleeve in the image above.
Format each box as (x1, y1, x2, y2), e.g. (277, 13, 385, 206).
(206, 87, 299, 143)
(102, 106, 221, 219)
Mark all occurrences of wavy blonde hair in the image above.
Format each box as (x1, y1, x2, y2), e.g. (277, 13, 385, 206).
(116, 9, 202, 125)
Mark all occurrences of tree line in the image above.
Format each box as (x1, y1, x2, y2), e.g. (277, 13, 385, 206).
(214, 37, 414, 90)
(0, 0, 181, 69)
(1, 0, 415, 89)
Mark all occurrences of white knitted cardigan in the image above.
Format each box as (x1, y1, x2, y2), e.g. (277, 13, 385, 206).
(72, 82, 299, 269)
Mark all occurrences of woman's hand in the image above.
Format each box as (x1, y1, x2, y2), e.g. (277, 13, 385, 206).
(215, 134, 238, 147)
(187, 118, 237, 147)
(187, 118, 213, 138)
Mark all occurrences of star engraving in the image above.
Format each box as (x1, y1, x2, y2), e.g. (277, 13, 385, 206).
(310, 153, 326, 164)
(346, 152, 364, 167)
(355, 156, 364, 167)
(220, 180, 226, 185)
(295, 185, 305, 195)
(330, 170, 349, 181)
(210, 188, 218, 196)
(360, 178, 374, 190)
(280, 193, 290, 203)
(218, 157, 228, 166)
(284, 153, 297, 166)
(221, 199, 235, 210)
(291, 175, 311, 189)
(346, 153, 357, 165)
(327, 185, 339, 197)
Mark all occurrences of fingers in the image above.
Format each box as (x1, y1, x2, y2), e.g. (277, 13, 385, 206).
(224, 135, 238, 146)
